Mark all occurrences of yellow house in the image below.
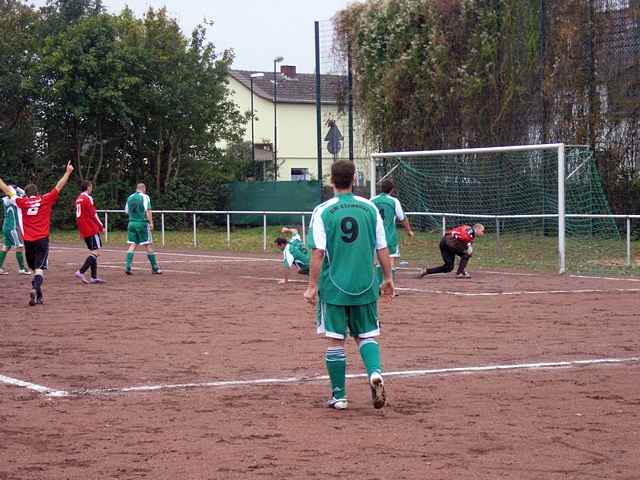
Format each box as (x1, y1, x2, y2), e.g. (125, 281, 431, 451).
(228, 66, 369, 182)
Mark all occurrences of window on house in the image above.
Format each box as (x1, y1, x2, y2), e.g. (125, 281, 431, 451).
(290, 168, 310, 181)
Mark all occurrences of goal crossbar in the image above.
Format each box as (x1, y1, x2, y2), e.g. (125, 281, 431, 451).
(369, 144, 569, 273)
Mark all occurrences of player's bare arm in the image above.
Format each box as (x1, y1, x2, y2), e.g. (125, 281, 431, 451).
(54, 162, 74, 192)
(278, 265, 291, 284)
(0, 177, 15, 197)
(303, 248, 324, 304)
(146, 209, 154, 230)
(401, 218, 414, 237)
(376, 247, 395, 299)
(281, 226, 298, 236)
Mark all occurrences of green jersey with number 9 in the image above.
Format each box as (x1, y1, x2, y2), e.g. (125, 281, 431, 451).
(307, 192, 387, 305)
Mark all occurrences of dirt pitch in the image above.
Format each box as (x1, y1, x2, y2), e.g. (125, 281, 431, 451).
(1, 243, 639, 480)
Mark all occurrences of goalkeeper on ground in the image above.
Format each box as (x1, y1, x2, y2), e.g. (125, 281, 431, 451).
(274, 227, 310, 284)
(419, 224, 485, 278)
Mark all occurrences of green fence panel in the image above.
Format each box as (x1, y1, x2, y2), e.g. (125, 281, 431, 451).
(229, 181, 321, 225)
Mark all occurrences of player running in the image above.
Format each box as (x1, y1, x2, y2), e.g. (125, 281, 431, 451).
(371, 179, 414, 280)
(304, 160, 394, 411)
(0, 186, 31, 275)
(74, 181, 105, 284)
(0, 162, 74, 305)
(274, 227, 310, 284)
(124, 183, 161, 275)
(419, 223, 485, 279)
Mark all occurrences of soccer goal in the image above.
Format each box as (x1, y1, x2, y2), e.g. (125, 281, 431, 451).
(370, 144, 621, 275)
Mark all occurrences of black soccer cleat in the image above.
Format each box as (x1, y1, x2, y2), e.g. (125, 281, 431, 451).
(125, 269, 132, 275)
(28, 289, 37, 307)
(369, 372, 386, 409)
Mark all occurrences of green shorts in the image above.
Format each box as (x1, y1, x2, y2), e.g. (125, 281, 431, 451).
(3, 228, 23, 248)
(127, 222, 152, 245)
(316, 301, 379, 340)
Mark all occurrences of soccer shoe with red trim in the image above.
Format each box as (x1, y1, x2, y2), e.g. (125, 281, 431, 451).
(369, 372, 386, 409)
(327, 398, 348, 410)
(74, 271, 89, 284)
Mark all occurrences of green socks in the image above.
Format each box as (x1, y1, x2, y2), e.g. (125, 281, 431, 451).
(16, 251, 25, 270)
(359, 339, 382, 377)
(125, 252, 134, 271)
(0, 250, 6, 269)
(147, 253, 159, 271)
(325, 347, 346, 400)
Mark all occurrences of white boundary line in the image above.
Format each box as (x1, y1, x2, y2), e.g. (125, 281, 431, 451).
(0, 374, 68, 397)
(69, 356, 640, 397)
(52, 246, 279, 263)
(570, 274, 640, 283)
(98, 265, 201, 275)
(397, 286, 640, 296)
(239, 275, 640, 296)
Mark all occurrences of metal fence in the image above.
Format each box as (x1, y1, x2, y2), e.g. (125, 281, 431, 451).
(97, 209, 639, 268)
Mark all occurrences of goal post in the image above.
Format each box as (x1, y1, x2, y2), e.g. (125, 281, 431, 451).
(370, 144, 618, 275)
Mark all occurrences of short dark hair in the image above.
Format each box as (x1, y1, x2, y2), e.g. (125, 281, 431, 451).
(274, 237, 288, 247)
(80, 180, 92, 192)
(331, 160, 355, 189)
(380, 179, 395, 194)
(25, 184, 38, 196)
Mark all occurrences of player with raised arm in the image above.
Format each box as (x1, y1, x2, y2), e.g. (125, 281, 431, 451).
(74, 181, 105, 284)
(371, 179, 414, 281)
(0, 186, 31, 275)
(274, 226, 310, 284)
(0, 162, 74, 305)
(419, 223, 485, 279)
(304, 160, 394, 410)
(124, 183, 161, 275)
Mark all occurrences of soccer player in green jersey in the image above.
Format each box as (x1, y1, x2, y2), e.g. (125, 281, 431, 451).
(124, 183, 161, 275)
(371, 179, 414, 281)
(304, 160, 394, 410)
(274, 226, 310, 284)
(0, 186, 31, 275)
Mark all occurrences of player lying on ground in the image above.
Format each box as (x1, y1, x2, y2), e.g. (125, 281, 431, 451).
(0, 162, 74, 305)
(274, 227, 310, 284)
(419, 223, 485, 279)
(124, 183, 161, 275)
(304, 160, 394, 411)
(0, 186, 31, 275)
(371, 179, 414, 284)
(74, 181, 105, 284)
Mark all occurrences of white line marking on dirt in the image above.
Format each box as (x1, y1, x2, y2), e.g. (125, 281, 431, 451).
(396, 287, 640, 296)
(52, 246, 279, 262)
(98, 265, 201, 275)
(240, 276, 640, 295)
(70, 356, 640, 397)
(0, 374, 68, 397)
(570, 274, 640, 283)
(240, 275, 306, 283)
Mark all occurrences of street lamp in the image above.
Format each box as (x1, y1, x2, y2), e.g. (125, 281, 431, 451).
(249, 73, 264, 167)
(273, 56, 284, 181)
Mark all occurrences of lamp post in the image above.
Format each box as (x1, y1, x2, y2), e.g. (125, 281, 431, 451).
(273, 56, 284, 181)
(249, 73, 264, 166)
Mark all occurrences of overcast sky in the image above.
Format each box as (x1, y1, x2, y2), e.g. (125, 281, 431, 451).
(28, 0, 357, 73)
